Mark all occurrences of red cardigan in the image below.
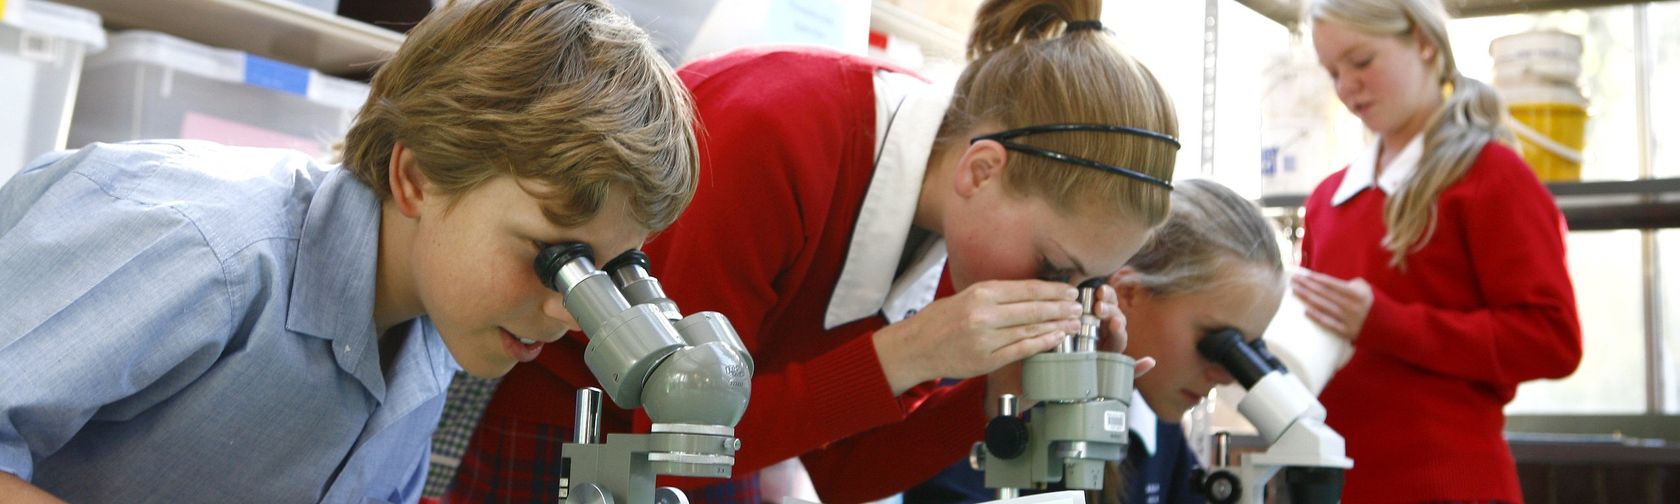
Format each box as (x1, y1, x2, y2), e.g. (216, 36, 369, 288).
(483, 47, 987, 502)
(1300, 142, 1582, 503)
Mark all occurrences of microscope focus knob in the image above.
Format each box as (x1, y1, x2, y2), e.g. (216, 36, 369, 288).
(1202, 469, 1242, 504)
(984, 415, 1029, 460)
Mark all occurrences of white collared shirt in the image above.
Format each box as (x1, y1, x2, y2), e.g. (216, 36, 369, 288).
(1330, 134, 1425, 206)
(1129, 390, 1159, 456)
(822, 71, 953, 329)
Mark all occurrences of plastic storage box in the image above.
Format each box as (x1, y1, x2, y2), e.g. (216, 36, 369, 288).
(281, 0, 342, 15)
(0, 0, 104, 184)
(69, 31, 368, 159)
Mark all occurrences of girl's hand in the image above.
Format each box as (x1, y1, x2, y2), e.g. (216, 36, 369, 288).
(874, 279, 1082, 395)
(1291, 269, 1374, 342)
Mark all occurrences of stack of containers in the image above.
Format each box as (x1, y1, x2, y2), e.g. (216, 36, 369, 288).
(69, 31, 369, 159)
(1490, 30, 1589, 182)
(0, 0, 104, 184)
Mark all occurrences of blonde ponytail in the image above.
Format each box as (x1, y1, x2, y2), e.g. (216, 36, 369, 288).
(965, 0, 1099, 60)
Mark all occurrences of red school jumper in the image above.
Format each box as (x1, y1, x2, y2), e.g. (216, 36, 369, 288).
(447, 47, 988, 503)
(1300, 142, 1581, 503)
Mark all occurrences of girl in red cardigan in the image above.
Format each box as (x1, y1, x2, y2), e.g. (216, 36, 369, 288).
(1295, 0, 1582, 501)
(445, 0, 1182, 501)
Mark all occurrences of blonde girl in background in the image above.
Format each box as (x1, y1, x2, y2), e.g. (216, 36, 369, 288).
(1297, 0, 1582, 501)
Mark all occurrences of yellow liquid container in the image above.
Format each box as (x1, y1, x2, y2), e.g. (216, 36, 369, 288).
(1491, 30, 1588, 182)
(1509, 101, 1587, 181)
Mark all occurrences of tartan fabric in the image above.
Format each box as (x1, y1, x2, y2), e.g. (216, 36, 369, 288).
(444, 413, 761, 503)
(424, 373, 502, 498)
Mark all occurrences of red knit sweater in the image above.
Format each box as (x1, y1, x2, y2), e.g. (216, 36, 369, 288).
(482, 47, 987, 503)
(1300, 142, 1582, 503)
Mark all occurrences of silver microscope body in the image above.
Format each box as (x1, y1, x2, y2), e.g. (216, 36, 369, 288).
(535, 244, 755, 504)
(970, 278, 1137, 499)
(1193, 329, 1351, 504)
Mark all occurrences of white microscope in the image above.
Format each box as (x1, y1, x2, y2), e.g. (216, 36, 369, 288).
(968, 278, 1137, 501)
(1191, 329, 1352, 504)
(535, 245, 755, 504)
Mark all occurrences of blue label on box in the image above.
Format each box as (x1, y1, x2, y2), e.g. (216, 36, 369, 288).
(244, 55, 309, 96)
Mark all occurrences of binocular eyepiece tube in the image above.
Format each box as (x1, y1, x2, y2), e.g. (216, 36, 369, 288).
(534, 242, 753, 427)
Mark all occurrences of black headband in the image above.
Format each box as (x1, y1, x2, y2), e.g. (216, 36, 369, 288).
(1065, 20, 1104, 32)
(970, 123, 1179, 190)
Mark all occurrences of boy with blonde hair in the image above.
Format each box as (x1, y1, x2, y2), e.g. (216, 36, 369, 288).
(0, 0, 696, 502)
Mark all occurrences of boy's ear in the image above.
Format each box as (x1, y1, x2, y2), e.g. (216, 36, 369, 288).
(1108, 266, 1147, 309)
(954, 139, 1008, 199)
(388, 142, 429, 219)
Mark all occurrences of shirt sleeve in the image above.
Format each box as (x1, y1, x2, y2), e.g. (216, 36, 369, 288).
(1355, 150, 1582, 385)
(797, 378, 987, 502)
(0, 156, 234, 481)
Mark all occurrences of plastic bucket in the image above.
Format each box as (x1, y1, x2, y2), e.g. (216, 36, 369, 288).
(1510, 103, 1586, 181)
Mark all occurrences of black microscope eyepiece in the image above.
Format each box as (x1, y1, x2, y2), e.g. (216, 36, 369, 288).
(535, 242, 595, 292)
(602, 249, 652, 275)
(1197, 328, 1275, 389)
(1076, 277, 1107, 291)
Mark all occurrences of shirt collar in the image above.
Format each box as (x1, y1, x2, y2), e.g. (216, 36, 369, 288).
(1330, 134, 1424, 206)
(823, 71, 951, 329)
(286, 168, 389, 398)
(1129, 389, 1159, 456)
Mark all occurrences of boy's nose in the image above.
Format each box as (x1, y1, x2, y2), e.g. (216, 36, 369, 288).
(541, 293, 579, 334)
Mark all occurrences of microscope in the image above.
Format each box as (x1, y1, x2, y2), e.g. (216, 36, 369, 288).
(968, 278, 1137, 500)
(1192, 329, 1351, 504)
(535, 244, 755, 504)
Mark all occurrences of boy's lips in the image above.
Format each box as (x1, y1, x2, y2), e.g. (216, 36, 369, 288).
(500, 328, 545, 362)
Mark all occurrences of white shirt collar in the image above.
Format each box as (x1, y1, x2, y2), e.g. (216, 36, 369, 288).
(1129, 389, 1158, 456)
(1330, 134, 1424, 206)
(823, 71, 952, 329)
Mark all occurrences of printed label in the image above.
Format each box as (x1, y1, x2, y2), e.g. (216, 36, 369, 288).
(1104, 410, 1126, 433)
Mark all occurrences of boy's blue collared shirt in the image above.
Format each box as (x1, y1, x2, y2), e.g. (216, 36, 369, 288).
(0, 141, 461, 503)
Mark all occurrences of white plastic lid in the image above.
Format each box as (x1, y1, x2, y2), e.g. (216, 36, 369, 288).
(1489, 29, 1582, 62)
(0, 0, 106, 51)
(1499, 84, 1588, 107)
(89, 30, 368, 110)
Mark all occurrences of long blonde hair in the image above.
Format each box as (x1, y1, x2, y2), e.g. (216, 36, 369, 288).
(940, 0, 1179, 227)
(1311, 0, 1511, 268)
(1125, 179, 1283, 295)
(341, 0, 698, 230)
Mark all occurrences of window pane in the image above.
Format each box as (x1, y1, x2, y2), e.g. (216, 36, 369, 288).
(1507, 230, 1646, 414)
(1653, 2, 1680, 180)
(1657, 230, 1680, 414)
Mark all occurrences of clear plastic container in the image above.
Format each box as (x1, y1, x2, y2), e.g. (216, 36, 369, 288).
(279, 0, 342, 15)
(69, 30, 368, 159)
(0, 0, 105, 184)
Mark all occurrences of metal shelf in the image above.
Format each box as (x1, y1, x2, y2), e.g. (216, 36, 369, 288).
(1259, 178, 1680, 231)
(1233, 0, 1672, 28)
(54, 0, 403, 76)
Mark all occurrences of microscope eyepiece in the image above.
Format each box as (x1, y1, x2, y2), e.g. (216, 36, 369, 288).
(535, 242, 596, 292)
(1076, 277, 1106, 291)
(602, 249, 653, 274)
(1197, 328, 1274, 389)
